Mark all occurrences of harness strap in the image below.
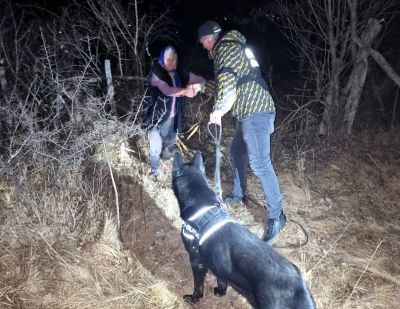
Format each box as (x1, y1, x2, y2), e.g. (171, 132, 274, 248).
(182, 222, 199, 240)
(215, 39, 269, 91)
(188, 206, 217, 221)
(181, 205, 232, 246)
(182, 219, 234, 246)
(199, 219, 233, 245)
(216, 66, 236, 76)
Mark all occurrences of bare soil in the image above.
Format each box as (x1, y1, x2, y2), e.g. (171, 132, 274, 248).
(112, 175, 250, 308)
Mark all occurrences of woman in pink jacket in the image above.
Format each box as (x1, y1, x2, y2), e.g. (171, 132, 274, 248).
(144, 45, 205, 177)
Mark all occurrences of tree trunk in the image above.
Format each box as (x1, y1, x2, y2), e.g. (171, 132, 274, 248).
(369, 75, 386, 115)
(368, 48, 400, 88)
(319, 0, 340, 137)
(368, 48, 400, 129)
(347, 0, 358, 60)
(105, 59, 116, 114)
(0, 58, 7, 92)
(343, 18, 382, 135)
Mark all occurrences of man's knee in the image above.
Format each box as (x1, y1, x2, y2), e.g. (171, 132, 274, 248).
(150, 146, 162, 157)
(249, 156, 272, 174)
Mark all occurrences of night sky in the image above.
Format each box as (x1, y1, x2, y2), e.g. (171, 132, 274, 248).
(10, 0, 400, 83)
(12, 0, 288, 75)
(159, 1, 284, 53)
(143, 0, 290, 78)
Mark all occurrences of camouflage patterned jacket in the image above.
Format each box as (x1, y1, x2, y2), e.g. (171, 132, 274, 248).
(202, 30, 275, 120)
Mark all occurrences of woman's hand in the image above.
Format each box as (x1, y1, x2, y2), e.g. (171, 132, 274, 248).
(176, 87, 195, 97)
(175, 88, 188, 97)
(177, 83, 203, 98)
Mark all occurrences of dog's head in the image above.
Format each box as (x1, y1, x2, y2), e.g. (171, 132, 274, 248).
(172, 151, 219, 219)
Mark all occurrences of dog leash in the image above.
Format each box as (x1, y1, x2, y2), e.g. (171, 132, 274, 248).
(272, 219, 309, 249)
(207, 123, 223, 201)
(241, 193, 309, 249)
(206, 123, 309, 249)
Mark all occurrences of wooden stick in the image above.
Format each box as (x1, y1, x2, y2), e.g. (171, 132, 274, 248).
(101, 136, 120, 239)
(176, 135, 189, 153)
(346, 240, 383, 302)
(186, 124, 199, 141)
(307, 219, 353, 274)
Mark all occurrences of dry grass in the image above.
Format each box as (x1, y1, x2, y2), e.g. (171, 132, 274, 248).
(57, 215, 184, 309)
(94, 132, 183, 229)
(124, 128, 400, 309)
(271, 131, 400, 309)
(1, 127, 400, 309)
(0, 165, 186, 309)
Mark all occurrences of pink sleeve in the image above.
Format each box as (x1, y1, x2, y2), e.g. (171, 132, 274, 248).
(151, 74, 182, 97)
(187, 72, 206, 85)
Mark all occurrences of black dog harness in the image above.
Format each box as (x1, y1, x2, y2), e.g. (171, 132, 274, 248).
(215, 39, 269, 92)
(182, 205, 233, 246)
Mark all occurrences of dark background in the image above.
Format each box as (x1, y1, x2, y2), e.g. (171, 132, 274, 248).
(144, 0, 292, 78)
(12, 0, 399, 81)
(12, 0, 290, 78)
(9, 0, 400, 129)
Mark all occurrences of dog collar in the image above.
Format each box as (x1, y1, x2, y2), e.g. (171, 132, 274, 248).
(182, 206, 233, 246)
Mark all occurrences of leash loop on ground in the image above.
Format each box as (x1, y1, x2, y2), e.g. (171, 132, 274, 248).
(272, 219, 309, 249)
(207, 122, 223, 201)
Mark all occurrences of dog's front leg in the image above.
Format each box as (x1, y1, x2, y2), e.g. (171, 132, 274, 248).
(184, 261, 207, 303)
(214, 278, 228, 296)
(182, 238, 207, 303)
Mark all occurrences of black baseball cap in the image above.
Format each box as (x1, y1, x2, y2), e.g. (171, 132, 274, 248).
(197, 20, 222, 41)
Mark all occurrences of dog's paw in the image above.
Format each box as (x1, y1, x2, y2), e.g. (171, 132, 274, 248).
(214, 287, 227, 297)
(183, 294, 203, 303)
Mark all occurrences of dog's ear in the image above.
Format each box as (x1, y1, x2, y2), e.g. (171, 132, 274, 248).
(173, 152, 184, 172)
(192, 151, 205, 174)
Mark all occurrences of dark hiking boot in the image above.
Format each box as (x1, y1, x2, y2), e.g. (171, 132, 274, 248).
(263, 211, 287, 244)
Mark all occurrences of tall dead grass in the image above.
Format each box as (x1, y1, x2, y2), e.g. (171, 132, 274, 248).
(271, 130, 400, 309)
(0, 166, 186, 309)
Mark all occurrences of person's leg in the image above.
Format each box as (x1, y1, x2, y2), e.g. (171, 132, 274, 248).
(175, 100, 185, 134)
(242, 111, 283, 218)
(160, 118, 176, 172)
(148, 127, 162, 175)
(227, 120, 249, 201)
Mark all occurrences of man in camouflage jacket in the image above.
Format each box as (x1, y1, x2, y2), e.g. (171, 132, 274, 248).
(195, 20, 286, 244)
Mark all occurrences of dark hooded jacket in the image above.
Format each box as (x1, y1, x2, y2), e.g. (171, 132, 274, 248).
(143, 62, 189, 133)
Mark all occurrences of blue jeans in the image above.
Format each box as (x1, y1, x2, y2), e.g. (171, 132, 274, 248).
(230, 111, 283, 219)
(148, 117, 176, 171)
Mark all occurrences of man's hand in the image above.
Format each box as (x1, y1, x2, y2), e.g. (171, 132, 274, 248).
(190, 83, 203, 96)
(209, 110, 223, 126)
(177, 83, 203, 98)
(185, 83, 202, 98)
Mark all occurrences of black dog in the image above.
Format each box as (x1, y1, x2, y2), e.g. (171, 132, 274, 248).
(172, 151, 316, 309)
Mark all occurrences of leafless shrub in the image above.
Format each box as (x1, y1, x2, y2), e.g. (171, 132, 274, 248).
(0, 1, 184, 307)
(275, 95, 320, 152)
(0, 0, 173, 178)
(273, 0, 400, 137)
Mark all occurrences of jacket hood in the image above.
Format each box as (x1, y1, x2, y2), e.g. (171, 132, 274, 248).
(221, 30, 246, 44)
(210, 30, 246, 59)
